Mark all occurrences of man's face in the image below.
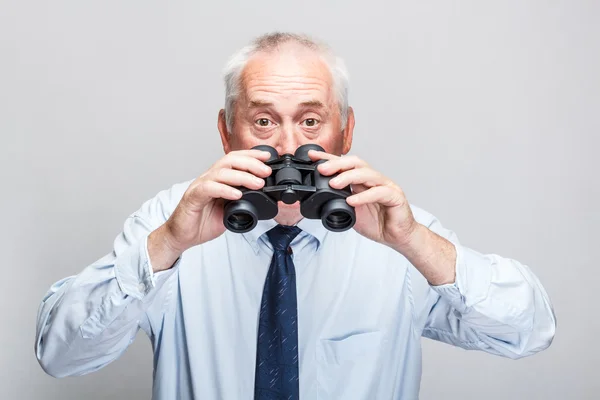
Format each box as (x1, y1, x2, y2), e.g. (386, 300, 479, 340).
(219, 43, 354, 158)
(217, 43, 355, 218)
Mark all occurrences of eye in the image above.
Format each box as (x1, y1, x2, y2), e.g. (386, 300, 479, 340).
(303, 118, 319, 127)
(255, 118, 273, 127)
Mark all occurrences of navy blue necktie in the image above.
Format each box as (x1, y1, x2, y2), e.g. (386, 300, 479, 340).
(254, 225, 302, 400)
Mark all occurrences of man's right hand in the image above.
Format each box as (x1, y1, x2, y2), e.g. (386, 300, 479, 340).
(148, 149, 273, 273)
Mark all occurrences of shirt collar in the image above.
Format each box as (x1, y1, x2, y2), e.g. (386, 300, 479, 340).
(240, 217, 328, 254)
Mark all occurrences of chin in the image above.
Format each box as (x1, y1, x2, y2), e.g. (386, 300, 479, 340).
(274, 201, 303, 225)
(278, 201, 300, 210)
(276, 201, 301, 216)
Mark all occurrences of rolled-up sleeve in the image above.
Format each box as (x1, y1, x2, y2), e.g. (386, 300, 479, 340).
(35, 211, 181, 378)
(413, 207, 556, 359)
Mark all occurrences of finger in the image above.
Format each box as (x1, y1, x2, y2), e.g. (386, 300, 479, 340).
(217, 153, 272, 178)
(350, 183, 369, 195)
(192, 180, 243, 202)
(318, 155, 368, 176)
(231, 148, 275, 161)
(307, 149, 339, 162)
(346, 185, 404, 208)
(328, 167, 388, 189)
(211, 168, 266, 190)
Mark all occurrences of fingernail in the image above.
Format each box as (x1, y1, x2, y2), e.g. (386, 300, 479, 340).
(330, 177, 339, 185)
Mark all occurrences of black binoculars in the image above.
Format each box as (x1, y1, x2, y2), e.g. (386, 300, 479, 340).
(223, 144, 356, 233)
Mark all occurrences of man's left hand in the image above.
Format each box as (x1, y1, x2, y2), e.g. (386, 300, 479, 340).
(309, 149, 456, 285)
(309, 150, 419, 251)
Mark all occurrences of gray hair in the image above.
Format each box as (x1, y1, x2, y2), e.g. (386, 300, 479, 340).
(222, 32, 350, 133)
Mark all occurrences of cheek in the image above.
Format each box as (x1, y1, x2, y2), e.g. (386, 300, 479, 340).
(228, 126, 266, 151)
(312, 132, 344, 155)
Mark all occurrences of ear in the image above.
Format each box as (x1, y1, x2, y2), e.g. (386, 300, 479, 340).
(341, 106, 355, 155)
(218, 109, 232, 154)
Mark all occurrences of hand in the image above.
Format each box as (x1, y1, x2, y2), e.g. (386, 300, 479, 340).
(164, 149, 273, 254)
(309, 150, 419, 251)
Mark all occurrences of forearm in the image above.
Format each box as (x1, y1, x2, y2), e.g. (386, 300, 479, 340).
(393, 223, 457, 286)
(148, 223, 184, 273)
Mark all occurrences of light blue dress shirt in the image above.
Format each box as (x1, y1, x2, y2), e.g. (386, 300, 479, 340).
(35, 178, 556, 399)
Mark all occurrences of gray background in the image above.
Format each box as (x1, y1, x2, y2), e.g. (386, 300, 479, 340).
(1, 0, 598, 399)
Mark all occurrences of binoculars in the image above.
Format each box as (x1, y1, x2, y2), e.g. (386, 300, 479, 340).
(223, 144, 356, 233)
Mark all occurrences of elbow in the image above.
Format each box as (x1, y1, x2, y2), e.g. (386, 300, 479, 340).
(511, 288, 557, 359)
(35, 334, 115, 378)
(509, 309, 557, 360)
(38, 362, 69, 379)
(35, 336, 74, 378)
(534, 309, 557, 354)
(525, 301, 557, 357)
(37, 352, 71, 379)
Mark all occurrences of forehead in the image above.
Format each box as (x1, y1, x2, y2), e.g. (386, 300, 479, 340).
(240, 45, 335, 105)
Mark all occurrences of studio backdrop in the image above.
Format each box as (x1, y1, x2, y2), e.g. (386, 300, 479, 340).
(1, 1, 598, 399)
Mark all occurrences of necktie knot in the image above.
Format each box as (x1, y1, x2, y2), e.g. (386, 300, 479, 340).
(266, 225, 302, 252)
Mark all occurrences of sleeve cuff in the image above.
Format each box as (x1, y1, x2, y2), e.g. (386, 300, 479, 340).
(430, 243, 492, 311)
(114, 234, 181, 300)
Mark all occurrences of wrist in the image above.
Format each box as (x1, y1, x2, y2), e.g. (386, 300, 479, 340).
(148, 224, 184, 273)
(392, 224, 456, 286)
(162, 220, 189, 254)
(391, 222, 427, 257)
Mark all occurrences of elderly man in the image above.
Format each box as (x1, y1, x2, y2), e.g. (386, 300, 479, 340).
(35, 32, 556, 399)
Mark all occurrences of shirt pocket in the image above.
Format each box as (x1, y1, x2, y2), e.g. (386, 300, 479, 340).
(316, 330, 383, 399)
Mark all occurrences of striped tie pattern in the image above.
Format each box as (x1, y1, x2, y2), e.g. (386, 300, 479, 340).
(254, 225, 302, 400)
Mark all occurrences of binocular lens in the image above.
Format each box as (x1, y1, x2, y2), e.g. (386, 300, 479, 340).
(223, 200, 258, 233)
(227, 213, 254, 231)
(321, 198, 356, 231)
(325, 211, 353, 229)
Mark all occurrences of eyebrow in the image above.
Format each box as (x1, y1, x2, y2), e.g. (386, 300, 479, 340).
(247, 100, 326, 109)
(299, 100, 325, 108)
(248, 100, 274, 108)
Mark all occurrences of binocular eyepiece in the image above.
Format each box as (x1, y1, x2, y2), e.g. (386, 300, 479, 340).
(223, 144, 356, 233)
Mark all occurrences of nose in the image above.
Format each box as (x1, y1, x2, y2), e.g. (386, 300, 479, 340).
(274, 125, 299, 156)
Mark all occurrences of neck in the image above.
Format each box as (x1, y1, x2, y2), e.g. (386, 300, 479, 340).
(274, 202, 303, 226)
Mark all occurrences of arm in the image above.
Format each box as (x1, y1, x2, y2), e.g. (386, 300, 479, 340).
(301, 150, 556, 358)
(35, 208, 182, 378)
(406, 208, 556, 359)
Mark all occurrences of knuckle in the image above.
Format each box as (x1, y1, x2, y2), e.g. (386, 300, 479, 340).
(228, 149, 244, 156)
(391, 189, 404, 204)
(219, 184, 230, 196)
(215, 168, 229, 181)
(184, 182, 206, 204)
(348, 155, 361, 164)
(196, 180, 209, 195)
(221, 153, 241, 167)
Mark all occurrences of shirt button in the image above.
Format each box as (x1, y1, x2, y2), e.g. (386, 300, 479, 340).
(138, 283, 147, 292)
